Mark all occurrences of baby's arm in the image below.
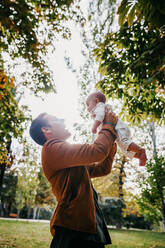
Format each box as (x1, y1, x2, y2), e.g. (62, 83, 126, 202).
(92, 120, 102, 134)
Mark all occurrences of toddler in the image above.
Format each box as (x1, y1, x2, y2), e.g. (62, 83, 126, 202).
(86, 91, 147, 166)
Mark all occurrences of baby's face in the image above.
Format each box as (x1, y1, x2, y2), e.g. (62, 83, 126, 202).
(86, 95, 97, 112)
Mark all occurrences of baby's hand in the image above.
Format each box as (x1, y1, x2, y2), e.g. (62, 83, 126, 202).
(92, 120, 101, 134)
(92, 127, 97, 134)
(104, 107, 118, 125)
(106, 104, 113, 112)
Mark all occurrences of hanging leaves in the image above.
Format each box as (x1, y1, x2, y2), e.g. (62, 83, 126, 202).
(0, 70, 29, 165)
(117, 0, 165, 28)
(94, 21, 165, 125)
(0, 0, 83, 94)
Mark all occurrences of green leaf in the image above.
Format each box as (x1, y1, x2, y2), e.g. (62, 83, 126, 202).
(128, 5, 136, 26)
(117, 0, 130, 26)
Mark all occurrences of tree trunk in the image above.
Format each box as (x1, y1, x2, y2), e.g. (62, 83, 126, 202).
(163, 219, 165, 233)
(0, 164, 6, 194)
(17, 191, 22, 218)
(116, 156, 126, 229)
(0, 201, 6, 217)
(119, 158, 125, 199)
(36, 207, 40, 219)
(7, 202, 12, 217)
(150, 122, 157, 157)
(150, 123, 165, 232)
(33, 206, 38, 219)
(161, 198, 165, 232)
(27, 205, 31, 219)
(17, 209, 21, 219)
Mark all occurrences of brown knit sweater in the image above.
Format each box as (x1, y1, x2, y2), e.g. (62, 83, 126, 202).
(42, 125, 117, 236)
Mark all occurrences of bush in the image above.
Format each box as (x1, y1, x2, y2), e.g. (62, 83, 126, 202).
(124, 214, 153, 230)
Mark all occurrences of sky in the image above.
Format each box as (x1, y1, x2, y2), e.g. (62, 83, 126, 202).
(24, 1, 89, 129)
(22, 25, 85, 136)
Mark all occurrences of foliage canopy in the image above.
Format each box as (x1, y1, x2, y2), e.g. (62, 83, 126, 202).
(0, 0, 82, 93)
(94, 0, 165, 125)
(117, 0, 165, 28)
(94, 21, 165, 125)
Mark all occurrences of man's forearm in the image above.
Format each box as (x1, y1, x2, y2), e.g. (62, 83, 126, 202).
(87, 143, 117, 178)
(42, 127, 117, 173)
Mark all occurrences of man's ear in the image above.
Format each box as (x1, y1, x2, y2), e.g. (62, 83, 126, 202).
(41, 127, 51, 134)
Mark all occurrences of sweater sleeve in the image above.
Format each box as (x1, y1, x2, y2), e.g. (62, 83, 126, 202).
(87, 143, 117, 178)
(42, 126, 117, 173)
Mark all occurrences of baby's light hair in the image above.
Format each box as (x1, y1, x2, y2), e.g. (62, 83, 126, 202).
(94, 91, 106, 103)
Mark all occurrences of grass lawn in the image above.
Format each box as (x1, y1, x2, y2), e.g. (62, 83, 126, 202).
(109, 229, 165, 248)
(0, 219, 165, 248)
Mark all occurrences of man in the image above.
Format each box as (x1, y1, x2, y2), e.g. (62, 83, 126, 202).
(29, 109, 118, 248)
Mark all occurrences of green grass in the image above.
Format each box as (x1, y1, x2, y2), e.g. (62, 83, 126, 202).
(0, 219, 165, 248)
(109, 229, 165, 248)
(0, 219, 51, 248)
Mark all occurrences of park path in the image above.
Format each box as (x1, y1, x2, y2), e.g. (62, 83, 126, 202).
(0, 217, 49, 223)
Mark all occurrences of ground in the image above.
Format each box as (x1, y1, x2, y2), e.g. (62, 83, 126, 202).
(0, 219, 165, 248)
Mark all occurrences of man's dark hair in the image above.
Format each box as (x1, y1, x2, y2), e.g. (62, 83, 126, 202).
(29, 112, 49, 146)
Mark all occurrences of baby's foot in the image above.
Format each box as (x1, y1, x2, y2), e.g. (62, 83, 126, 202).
(138, 149, 147, 166)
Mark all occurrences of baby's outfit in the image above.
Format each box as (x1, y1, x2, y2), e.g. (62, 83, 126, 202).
(91, 102, 135, 159)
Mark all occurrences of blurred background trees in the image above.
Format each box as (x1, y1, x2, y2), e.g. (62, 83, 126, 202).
(94, 0, 165, 125)
(0, 0, 164, 232)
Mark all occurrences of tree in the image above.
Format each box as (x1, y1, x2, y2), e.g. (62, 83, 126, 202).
(100, 197, 125, 227)
(134, 120, 165, 231)
(94, 20, 165, 125)
(117, 0, 165, 28)
(92, 0, 165, 125)
(14, 139, 41, 218)
(0, 70, 28, 166)
(35, 168, 55, 207)
(123, 192, 140, 217)
(0, 70, 29, 194)
(0, 0, 83, 99)
(0, 171, 17, 217)
(137, 156, 165, 231)
(0, 0, 82, 94)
